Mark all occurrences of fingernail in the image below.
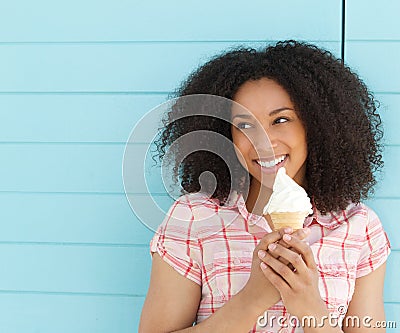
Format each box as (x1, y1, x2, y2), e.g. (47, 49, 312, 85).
(304, 228, 311, 234)
(268, 243, 276, 251)
(284, 227, 292, 233)
(283, 234, 291, 242)
(260, 262, 267, 270)
(258, 250, 266, 259)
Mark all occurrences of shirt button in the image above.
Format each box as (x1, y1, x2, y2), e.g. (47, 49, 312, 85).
(233, 258, 241, 265)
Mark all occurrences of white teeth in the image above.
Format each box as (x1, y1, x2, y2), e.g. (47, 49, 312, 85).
(256, 155, 286, 168)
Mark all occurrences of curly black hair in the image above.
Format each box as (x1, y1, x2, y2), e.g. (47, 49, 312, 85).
(154, 40, 384, 214)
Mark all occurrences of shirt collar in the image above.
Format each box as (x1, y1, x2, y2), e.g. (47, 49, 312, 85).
(304, 209, 347, 230)
(225, 191, 271, 230)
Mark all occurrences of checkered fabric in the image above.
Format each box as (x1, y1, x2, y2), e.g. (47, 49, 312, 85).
(150, 191, 391, 332)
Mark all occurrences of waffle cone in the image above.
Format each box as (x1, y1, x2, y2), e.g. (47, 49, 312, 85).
(269, 212, 308, 231)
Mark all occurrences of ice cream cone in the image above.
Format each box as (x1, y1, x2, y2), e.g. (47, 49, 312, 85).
(269, 212, 308, 231)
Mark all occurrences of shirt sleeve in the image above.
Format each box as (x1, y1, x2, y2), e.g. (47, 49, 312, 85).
(150, 195, 202, 285)
(356, 207, 391, 278)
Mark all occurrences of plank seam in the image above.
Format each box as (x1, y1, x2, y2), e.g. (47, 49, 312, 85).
(0, 242, 149, 247)
(0, 39, 340, 45)
(341, 0, 345, 60)
(0, 289, 145, 297)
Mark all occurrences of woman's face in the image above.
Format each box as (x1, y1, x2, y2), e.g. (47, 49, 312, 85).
(231, 78, 308, 188)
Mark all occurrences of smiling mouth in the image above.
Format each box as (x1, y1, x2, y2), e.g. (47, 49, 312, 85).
(254, 155, 288, 168)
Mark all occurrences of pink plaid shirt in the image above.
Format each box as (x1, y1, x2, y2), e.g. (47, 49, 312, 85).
(150, 191, 391, 332)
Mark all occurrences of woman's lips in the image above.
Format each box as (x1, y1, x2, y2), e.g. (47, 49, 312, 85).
(253, 155, 288, 175)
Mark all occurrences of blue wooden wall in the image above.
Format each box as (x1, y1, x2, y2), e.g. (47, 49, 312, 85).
(0, 1, 397, 332)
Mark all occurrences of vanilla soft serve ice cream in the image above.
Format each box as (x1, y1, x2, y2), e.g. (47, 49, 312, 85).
(263, 167, 313, 214)
(263, 167, 313, 230)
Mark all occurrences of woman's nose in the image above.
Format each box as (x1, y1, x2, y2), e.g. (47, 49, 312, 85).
(252, 126, 277, 151)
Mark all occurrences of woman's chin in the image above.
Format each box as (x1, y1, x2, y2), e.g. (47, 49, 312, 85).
(251, 173, 275, 191)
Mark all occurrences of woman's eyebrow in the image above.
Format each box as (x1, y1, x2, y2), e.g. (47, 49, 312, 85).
(232, 107, 294, 119)
(268, 107, 294, 116)
(232, 114, 253, 120)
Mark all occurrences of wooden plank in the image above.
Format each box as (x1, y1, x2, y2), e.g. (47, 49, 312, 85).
(0, 42, 341, 93)
(383, 251, 400, 303)
(0, 0, 341, 42)
(0, 192, 396, 250)
(1, 92, 397, 145)
(345, 42, 400, 93)
(374, 145, 400, 198)
(383, 303, 400, 332)
(0, 194, 393, 251)
(0, 243, 395, 301)
(0, 193, 176, 245)
(0, 143, 166, 193)
(0, 91, 395, 144)
(0, 293, 144, 333)
(0, 94, 169, 143)
(366, 199, 400, 250)
(0, 245, 151, 295)
(1, 143, 398, 196)
(346, 0, 400, 40)
(0, 293, 394, 333)
(377, 94, 400, 146)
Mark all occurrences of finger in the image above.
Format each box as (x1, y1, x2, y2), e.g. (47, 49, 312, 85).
(273, 228, 310, 266)
(263, 227, 294, 265)
(268, 243, 292, 266)
(267, 242, 308, 275)
(276, 241, 300, 259)
(274, 253, 291, 266)
(293, 227, 311, 240)
(277, 228, 310, 250)
(276, 227, 310, 253)
(260, 261, 290, 294)
(281, 234, 316, 269)
(258, 227, 292, 251)
(259, 250, 297, 287)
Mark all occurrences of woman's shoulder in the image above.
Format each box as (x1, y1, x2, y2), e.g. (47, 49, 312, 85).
(161, 192, 224, 228)
(318, 202, 390, 259)
(173, 191, 234, 211)
(163, 192, 240, 239)
(345, 202, 382, 226)
(335, 202, 387, 240)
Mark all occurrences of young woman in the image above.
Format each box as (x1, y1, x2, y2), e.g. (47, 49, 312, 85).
(139, 40, 391, 332)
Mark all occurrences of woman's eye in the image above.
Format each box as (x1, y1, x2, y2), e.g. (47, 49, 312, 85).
(273, 117, 289, 124)
(237, 122, 252, 129)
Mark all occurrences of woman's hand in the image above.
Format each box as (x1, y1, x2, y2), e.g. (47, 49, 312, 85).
(270, 228, 311, 270)
(258, 233, 327, 320)
(241, 228, 310, 315)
